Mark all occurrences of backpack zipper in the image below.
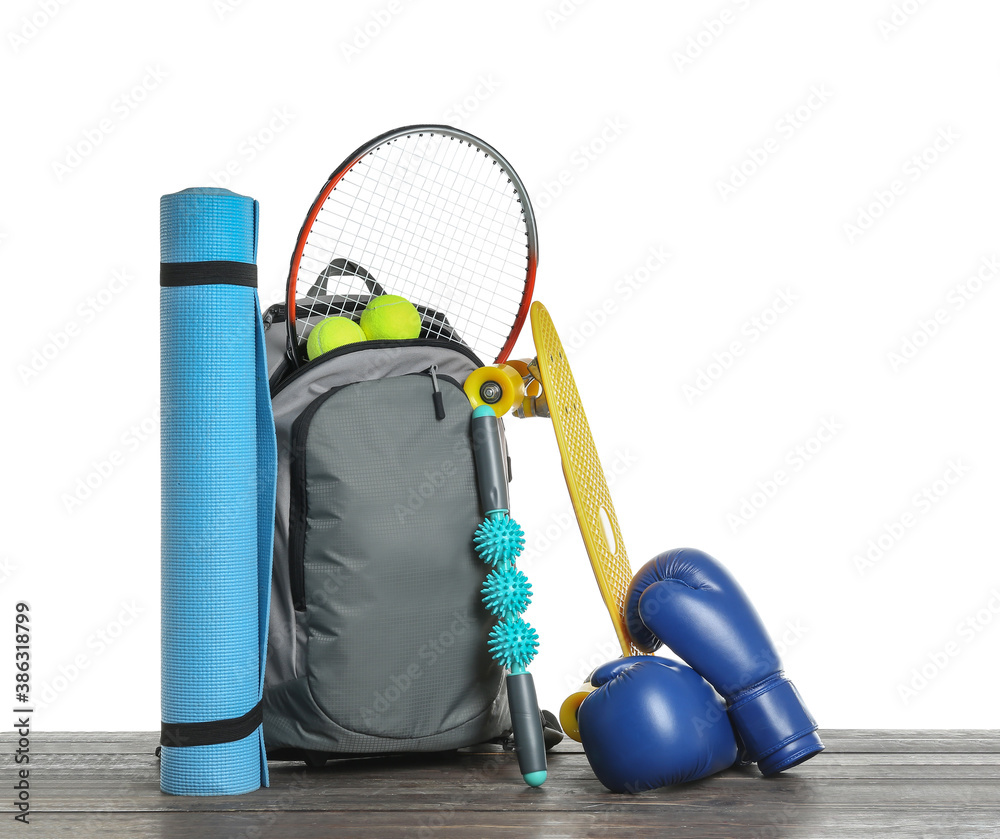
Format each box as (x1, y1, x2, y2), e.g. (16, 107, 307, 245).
(271, 338, 483, 398)
(427, 365, 446, 420)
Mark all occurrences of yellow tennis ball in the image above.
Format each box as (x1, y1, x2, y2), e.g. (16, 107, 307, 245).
(306, 316, 366, 360)
(360, 295, 422, 341)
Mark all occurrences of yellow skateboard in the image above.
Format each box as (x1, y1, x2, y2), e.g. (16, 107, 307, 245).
(526, 302, 640, 654)
(516, 302, 650, 740)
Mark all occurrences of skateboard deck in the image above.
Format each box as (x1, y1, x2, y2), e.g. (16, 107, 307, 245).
(529, 302, 644, 659)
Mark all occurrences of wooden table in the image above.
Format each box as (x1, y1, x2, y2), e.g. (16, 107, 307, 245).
(2, 730, 997, 838)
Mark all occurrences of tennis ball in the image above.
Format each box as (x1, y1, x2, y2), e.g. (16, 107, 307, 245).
(360, 295, 422, 341)
(306, 316, 366, 361)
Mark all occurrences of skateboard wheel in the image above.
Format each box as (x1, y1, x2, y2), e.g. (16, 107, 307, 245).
(464, 365, 526, 415)
(558, 685, 596, 743)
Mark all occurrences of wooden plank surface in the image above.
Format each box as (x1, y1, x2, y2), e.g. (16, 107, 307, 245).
(1, 730, 998, 838)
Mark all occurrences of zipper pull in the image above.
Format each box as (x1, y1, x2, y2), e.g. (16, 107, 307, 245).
(428, 365, 446, 420)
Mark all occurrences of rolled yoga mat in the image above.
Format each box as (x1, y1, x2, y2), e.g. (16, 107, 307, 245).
(159, 187, 276, 796)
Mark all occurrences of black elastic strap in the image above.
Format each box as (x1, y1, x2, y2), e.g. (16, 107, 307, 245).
(160, 701, 263, 748)
(160, 261, 258, 288)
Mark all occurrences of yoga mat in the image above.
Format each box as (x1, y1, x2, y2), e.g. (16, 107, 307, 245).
(159, 187, 276, 796)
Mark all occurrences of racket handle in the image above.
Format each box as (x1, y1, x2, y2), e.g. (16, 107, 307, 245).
(471, 406, 509, 515)
(506, 672, 547, 786)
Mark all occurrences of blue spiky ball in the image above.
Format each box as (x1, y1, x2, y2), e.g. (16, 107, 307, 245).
(488, 616, 539, 671)
(482, 567, 532, 617)
(473, 514, 525, 568)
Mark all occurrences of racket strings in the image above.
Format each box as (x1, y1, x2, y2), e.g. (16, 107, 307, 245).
(401, 154, 516, 343)
(294, 131, 531, 361)
(312, 154, 525, 298)
(459, 173, 527, 338)
(304, 161, 527, 302)
(433, 148, 523, 338)
(364, 138, 493, 337)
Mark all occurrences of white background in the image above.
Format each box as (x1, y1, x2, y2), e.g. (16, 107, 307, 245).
(3, 0, 999, 732)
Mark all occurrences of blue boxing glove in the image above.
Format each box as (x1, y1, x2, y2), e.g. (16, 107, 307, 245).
(576, 656, 738, 793)
(625, 548, 824, 776)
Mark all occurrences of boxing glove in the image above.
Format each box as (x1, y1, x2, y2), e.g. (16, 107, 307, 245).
(576, 656, 738, 793)
(625, 548, 823, 776)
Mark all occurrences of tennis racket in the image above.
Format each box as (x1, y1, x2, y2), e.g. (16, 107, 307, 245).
(285, 125, 538, 367)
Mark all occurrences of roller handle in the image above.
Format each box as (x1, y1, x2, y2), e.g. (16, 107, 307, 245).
(507, 672, 547, 786)
(471, 407, 509, 514)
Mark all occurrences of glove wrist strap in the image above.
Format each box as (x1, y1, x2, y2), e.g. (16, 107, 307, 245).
(727, 673, 823, 776)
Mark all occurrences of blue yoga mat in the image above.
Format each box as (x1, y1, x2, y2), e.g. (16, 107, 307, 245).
(159, 188, 276, 796)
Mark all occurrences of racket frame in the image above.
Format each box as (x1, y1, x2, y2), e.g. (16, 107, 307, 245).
(284, 124, 538, 367)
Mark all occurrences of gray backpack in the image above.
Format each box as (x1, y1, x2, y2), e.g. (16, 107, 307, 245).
(260, 300, 521, 763)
